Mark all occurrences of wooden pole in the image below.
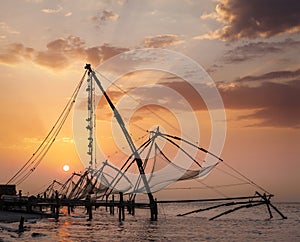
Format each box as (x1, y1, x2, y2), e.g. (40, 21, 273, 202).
(119, 192, 125, 222)
(153, 198, 158, 221)
(106, 195, 108, 212)
(86, 194, 93, 221)
(112, 195, 115, 215)
(256, 192, 287, 219)
(132, 198, 135, 216)
(68, 205, 71, 215)
(18, 216, 24, 233)
(55, 190, 60, 221)
(88, 205, 93, 221)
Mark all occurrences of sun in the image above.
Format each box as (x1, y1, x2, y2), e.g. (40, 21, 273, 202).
(63, 164, 70, 172)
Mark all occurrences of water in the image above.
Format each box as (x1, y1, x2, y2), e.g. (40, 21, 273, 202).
(1, 202, 299, 241)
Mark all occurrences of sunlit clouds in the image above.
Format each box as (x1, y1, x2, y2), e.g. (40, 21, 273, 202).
(196, 0, 300, 40)
(41, 5, 63, 14)
(142, 34, 184, 48)
(0, 36, 129, 69)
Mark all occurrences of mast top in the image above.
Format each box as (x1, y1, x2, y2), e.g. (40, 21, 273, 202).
(85, 64, 92, 73)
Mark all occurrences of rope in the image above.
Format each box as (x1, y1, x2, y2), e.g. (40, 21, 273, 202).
(164, 183, 249, 190)
(222, 161, 271, 194)
(94, 69, 199, 143)
(194, 179, 228, 198)
(6, 70, 87, 185)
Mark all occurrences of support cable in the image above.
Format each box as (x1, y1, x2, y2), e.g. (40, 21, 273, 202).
(94, 70, 198, 144)
(6, 70, 87, 185)
(222, 161, 271, 195)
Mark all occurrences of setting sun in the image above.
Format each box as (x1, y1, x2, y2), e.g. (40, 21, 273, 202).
(63, 164, 70, 172)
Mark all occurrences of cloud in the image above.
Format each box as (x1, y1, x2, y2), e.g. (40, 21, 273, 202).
(239, 106, 299, 128)
(234, 68, 300, 83)
(142, 34, 184, 48)
(41, 5, 63, 14)
(0, 43, 34, 64)
(96, 69, 300, 129)
(159, 75, 300, 129)
(218, 70, 300, 128)
(91, 10, 119, 28)
(0, 36, 129, 70)
(0, 22, 20, 39)
(220, 80, 299, 109)
(34, 36, 85, 69)
(65, 12, 72, 17)
(197, 0, 300, 40)
(223, 38, 300, 63)
(85, 44, 129, 67)
(96, 74, 209, 115)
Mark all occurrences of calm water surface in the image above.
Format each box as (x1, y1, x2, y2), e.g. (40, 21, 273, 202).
(0, 202, 299, 241)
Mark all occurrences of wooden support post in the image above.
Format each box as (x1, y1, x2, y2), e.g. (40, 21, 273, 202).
(119, 192, 125, 222)
(150, 198, 158, 221)
(55, 190, 60, 221)
(88, 205, 93, 221)
(118, 204, 121, 222)
(109, 195, 112, 214)
(154, 198, 158, 221)
(51, 204, 55, 214)
(127, 200, 132, 215)
(111, 195, 115, 215)
(55, 205, 59, 221)
(256, 192, 287, 219)
(132, 198, 135, 216)
(122, 193, 125, 221)
(26, 201, 32, 213)
(268, 202, 287, 219)
(106, 195, 108, 212)
(86, 195, 93, 221)
(68, 205, 71, 215)
(18, 216, 24, 233)
(262, 193, 273, 219)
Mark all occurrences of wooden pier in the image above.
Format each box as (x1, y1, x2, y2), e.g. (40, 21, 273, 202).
(1, 191, 287, 222)
(0, 192, 156, 222)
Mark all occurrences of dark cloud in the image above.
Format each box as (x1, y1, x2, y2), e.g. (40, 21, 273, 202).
(142, 34, 183, 48)
(199, 0, 300, 40)
(160, 76, 300, 129)
(95, 69, 300, 129)
(0, 36, 128, 70)
(219, 74, 300, 128)
(93, 73, 208, 117)
(240, 106, 299, 128)
(220, 80, 300, 110)
(235, 68, 300, 83)
(223, 38, 300, 63)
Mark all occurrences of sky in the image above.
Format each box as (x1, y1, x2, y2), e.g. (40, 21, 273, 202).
(0, 0, 299, 202)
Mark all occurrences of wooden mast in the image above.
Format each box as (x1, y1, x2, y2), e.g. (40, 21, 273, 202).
(84, 64, 157, 220)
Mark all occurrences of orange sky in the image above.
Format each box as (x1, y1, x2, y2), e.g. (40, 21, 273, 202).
(0, 0, 299, 201)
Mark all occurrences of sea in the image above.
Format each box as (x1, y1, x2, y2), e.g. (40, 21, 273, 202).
(0, 202, 299, 241)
